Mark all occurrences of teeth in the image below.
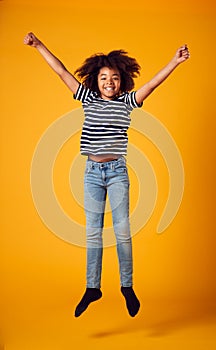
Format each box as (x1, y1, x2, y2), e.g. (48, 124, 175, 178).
(105, 87, 114, 91)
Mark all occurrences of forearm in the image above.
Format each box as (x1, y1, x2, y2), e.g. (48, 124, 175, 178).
(148, 58, 179, 90)
(36, 41, 67, 76)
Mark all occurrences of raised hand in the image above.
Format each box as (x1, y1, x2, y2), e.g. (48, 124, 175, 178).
(175, 45, 190, 64)
(23, 32, 79, 93)
(23, 32, 41, 48)
(135, 44, 190, 104)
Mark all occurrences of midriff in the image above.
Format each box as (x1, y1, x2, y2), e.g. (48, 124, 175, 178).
(88, 154, 120, 163)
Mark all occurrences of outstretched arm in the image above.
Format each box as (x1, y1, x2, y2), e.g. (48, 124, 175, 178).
(24, 32, 80, 94)
(135, 45, 190, 105)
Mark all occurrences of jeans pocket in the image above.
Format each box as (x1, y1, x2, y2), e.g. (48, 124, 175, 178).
(85, 163, 95, 174)
(114, 164, 128, 174)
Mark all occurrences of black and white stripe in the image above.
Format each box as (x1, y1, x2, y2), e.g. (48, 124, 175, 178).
(74, 83, 142, 155)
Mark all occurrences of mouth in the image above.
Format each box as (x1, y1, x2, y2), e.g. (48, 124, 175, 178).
(104, 87, 115, 91)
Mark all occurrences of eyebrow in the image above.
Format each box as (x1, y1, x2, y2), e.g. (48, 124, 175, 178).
(100, 73, 120, 77)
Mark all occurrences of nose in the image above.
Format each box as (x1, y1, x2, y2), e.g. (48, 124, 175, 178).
(107, 78, 113, 85)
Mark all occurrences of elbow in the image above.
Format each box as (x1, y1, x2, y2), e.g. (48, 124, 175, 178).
(148, 81, 156, 93)
(57, 63, 67, 77)
(136, 84, 155, 104)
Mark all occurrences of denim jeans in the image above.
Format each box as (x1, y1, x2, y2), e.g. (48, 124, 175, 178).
(84, 156, 133, 289)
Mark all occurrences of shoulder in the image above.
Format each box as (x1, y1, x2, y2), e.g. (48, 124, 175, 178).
(73, 83, 98, 102)
(117, 91, 143, 108)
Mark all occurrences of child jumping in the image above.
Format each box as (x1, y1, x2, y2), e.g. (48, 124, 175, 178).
(24, 32, 190, 317)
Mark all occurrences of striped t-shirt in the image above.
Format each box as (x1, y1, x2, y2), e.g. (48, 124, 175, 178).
(74, 83, 142, 156)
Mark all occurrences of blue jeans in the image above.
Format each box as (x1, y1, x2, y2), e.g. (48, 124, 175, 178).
(84, 156, 133, 288)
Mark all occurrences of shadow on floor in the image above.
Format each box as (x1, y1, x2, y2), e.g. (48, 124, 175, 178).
(89, 300, 216, 338)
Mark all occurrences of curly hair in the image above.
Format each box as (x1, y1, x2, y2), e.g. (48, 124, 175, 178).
(74, 50, 141, 94)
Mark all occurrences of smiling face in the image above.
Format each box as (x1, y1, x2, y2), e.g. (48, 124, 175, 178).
(97, 67, 121, 100)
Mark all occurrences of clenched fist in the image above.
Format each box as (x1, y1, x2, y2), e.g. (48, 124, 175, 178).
(24, 32, 41, 48)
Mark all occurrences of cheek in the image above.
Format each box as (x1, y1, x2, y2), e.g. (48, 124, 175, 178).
(97, 81, 103, 90)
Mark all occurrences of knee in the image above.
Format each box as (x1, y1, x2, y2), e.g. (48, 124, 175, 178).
(113, 218, 131, 243)
(86, 211, 104, 229)
(86, 227, 103, 248)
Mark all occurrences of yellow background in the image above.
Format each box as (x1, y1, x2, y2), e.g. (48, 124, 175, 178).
(1, 0, 216, 349)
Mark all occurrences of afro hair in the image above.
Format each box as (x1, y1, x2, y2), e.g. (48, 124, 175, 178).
(74, 50, 141, 94)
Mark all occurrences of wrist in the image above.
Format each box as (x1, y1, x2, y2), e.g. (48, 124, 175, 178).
(169, 57, 179, 69)
(35, 40, 42, 49)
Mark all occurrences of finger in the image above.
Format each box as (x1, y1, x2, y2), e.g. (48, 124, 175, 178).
(183, 48, 190, 56)
(179, 44, 188, 53)
(179, 47, 190, 58)
(181, 52, 190, 60)
(24, 35, 33, 45)
(23, 37, 29, 45)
